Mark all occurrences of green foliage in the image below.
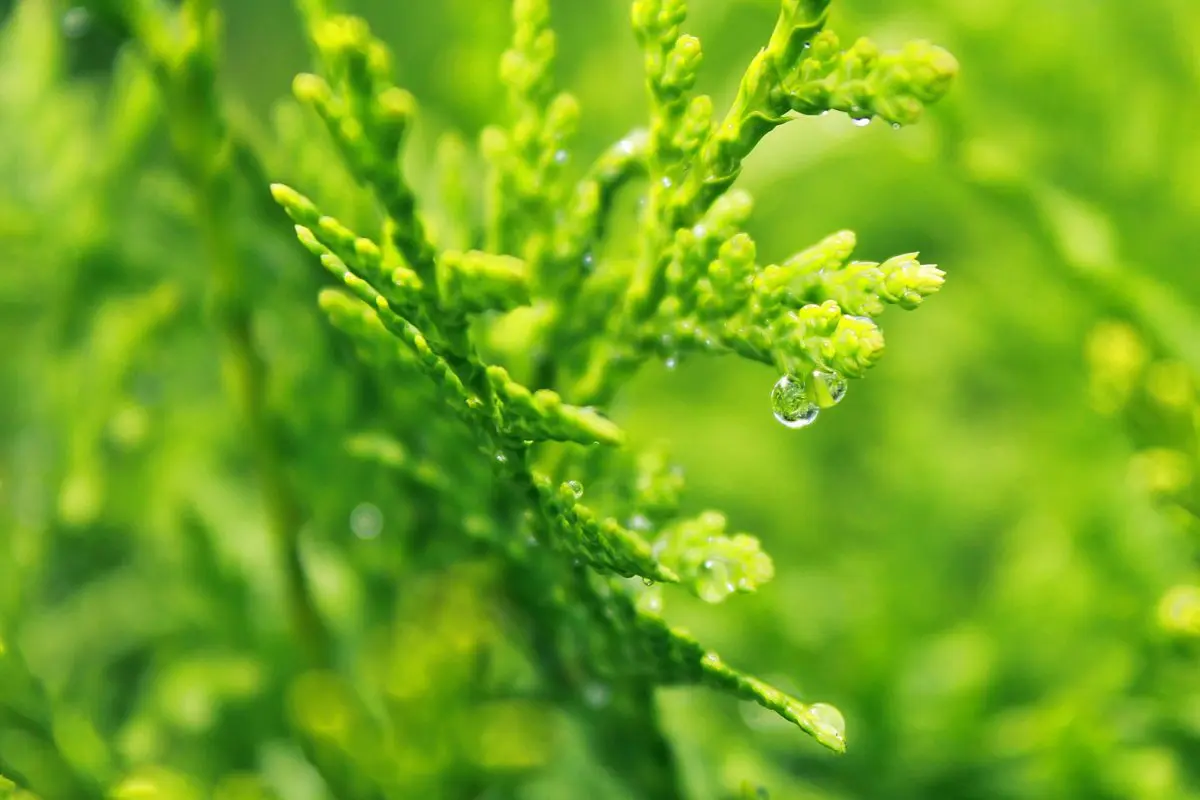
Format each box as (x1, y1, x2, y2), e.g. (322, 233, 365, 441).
(266, 0, 955, 774)
(0, 0, 956, 794)
(5, 0, 1200, 798)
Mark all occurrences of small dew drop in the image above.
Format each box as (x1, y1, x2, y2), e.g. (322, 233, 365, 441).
(628, 513, 652, 532)
(618, 138, 635, 155)
(852, 116, 871, 127)
(583, 682, 611, 709)
(665, 356, 678, 370)
(697, 558, 735, 603)
(692, 223, 707, 239)
(582, 250, 595, 270)
(495, 452, 508, 464)
(350, 502, 384, 539)
(807, 702, 847, 744)
(566, 480, 584, 499)
(812, 369, 848, 406)
(661, 176, 673, 188)
(554, 149, 569, 164)
(642, 577, 654, 587)
(62, 7, 91, 38)
(891, 123, 901, 131)
(702, 652, 721, 668)
(770, 375, 819, 429)
(637, 586, 664, 614)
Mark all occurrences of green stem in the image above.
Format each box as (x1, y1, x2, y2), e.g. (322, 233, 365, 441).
(198, 176, 331, 666)
(111, 0, 333, 668)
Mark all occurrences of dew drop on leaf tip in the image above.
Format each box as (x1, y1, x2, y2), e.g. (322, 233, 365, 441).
(812, 369, 848, 406)
(807, 702, 847, 743)
(771, 374, 819, 428)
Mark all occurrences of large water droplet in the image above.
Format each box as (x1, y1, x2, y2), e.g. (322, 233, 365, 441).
(811, 370, 848, 407)
(350, 502, 383, 539)
(566, 480, 584, 499)
(806, 702, 846, 745)
(771, 375, 819, 428)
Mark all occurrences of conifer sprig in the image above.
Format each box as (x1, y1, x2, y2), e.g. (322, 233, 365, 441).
(271, 0, 956, 775)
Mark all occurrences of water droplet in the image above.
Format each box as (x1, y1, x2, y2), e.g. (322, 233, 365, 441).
(692, 223, 707, 239)
(581, 250, 594, 270)
(566, 480, 583, 499)
(350, 502, 383, 539)
(891, 123, 901, 131)
(583, 682, 611, 708)
(665, 356, 678, 370)
(852, 116, 871, 127)
(637, 586, 664, 614)
(62, 7, 91, 38)
(811, 370, 848, 406)
(495, 452, 508, 464)
(697, 558, 735, 602)
(642, 577, 654, 587)
(771, 375, 819, 429)
(807, 702, 846, 745)
(618, 138, 635, 155)
(702, 652, 721, 667)
(554, 149, 568, 164)
(628, 513, 652, 532)
(661, 176, 673, 188)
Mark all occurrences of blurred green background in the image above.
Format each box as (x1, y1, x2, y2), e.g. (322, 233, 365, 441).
(3, 0, 1200, 798)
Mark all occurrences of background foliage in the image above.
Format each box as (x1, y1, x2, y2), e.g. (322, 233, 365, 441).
(3, 0, 1200, 798)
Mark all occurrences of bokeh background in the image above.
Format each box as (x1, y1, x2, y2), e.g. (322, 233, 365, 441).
(3, 0, 1200, 798)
